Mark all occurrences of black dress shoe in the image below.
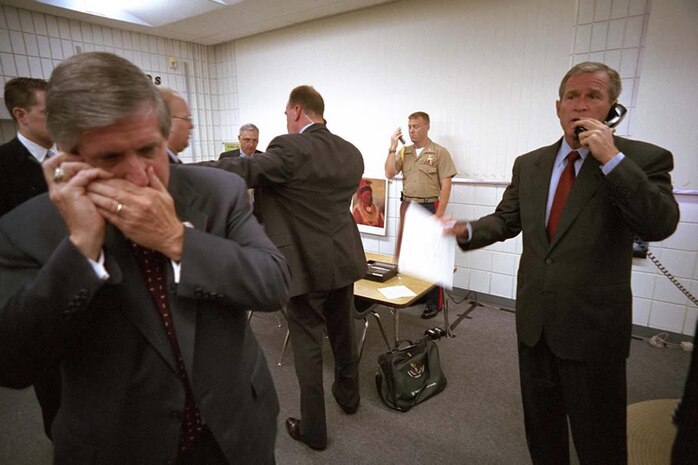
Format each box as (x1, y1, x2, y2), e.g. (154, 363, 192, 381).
(285, 417, 326, 451)
(332, 385, 359, 414)
(421, 304, 440, 319)
(337, 400, 359, 415)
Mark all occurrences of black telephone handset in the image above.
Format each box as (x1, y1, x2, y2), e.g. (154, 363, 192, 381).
(574, 103, 628, 136)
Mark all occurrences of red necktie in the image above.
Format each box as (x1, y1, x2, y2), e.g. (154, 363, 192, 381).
(547, 151, 580, 241)
(130, 242, 203, 455)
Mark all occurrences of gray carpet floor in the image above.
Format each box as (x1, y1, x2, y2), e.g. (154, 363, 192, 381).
(0, 298, 691, 464)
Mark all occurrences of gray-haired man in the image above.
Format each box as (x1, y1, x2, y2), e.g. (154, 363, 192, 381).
(0, 52, 289, 464)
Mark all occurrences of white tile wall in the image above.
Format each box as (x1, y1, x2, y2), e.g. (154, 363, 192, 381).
(0, 5, 220, 163)
(632, 297, 651, 326)
(650, 301, 688, 333)
(573, 0, 650, 137)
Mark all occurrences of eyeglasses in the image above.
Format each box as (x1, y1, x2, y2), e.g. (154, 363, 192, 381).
(173, 115, 193, 123)
(240, 138, 258, 143)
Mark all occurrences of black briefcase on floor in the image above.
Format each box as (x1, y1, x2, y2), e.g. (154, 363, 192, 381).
(375, 334, 447, 412)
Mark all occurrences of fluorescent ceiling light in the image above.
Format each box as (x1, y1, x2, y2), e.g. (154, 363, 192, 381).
(35, 0, 153, 26)
(32, 0, 242, 28)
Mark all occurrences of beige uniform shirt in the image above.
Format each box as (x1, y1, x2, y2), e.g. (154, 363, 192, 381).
(395, 139, 457, 199)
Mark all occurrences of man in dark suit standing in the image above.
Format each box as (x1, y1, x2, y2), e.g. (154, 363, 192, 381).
(0, 52, 290, 464)
(199, 85, 366, 451)
(446, 62, 679, 464)
(0, 77, 53, 216)
(219, 123, 261, 160)
(0, 76, 63, 440)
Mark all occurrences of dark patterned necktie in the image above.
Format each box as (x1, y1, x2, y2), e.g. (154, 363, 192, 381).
(547, 151, 580, 241)
(129, 242, 203, 455)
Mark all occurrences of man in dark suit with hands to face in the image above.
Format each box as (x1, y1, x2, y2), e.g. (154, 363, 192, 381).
(0, 52, 290, 464)
(445, 62, 679, 465)
(199, 85, 366, 451)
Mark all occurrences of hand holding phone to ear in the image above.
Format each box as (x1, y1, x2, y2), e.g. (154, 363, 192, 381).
(575, 103, 627, 164)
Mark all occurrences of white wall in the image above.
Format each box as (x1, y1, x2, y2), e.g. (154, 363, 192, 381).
(234, 0, 572, 180)
(633, 0, 698, 191)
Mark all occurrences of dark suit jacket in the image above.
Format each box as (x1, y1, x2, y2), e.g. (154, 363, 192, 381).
(218, 148, 262, 160)
(0, 165, 290, 464)
(202, 123, 366, 297)
(462, 137, 679, 362)
(0, 137, 48, 217)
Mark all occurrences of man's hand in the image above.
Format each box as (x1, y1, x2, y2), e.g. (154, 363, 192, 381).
(389, 127, 403, 152)
(441, 216, 469, 240)
(86, 167, 184, 261)
(575, 118, 620, 164)
(385, 127, 403, 179)
(43, 153, 114, 260)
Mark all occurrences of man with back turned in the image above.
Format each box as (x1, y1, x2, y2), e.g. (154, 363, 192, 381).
(199, 85, 366, 451)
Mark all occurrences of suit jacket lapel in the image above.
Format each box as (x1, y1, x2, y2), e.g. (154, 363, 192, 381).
(167, 167, 207, 379)
(532, 143, 559, 246)
(549, 154, 603, 248)
(103, 226, 179, 373)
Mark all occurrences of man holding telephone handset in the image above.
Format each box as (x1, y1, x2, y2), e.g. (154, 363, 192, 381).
(384, 111, 457, 319)
(444, 62, 679, 464)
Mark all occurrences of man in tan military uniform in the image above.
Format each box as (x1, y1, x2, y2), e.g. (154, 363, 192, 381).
(385, 111, 457, 319)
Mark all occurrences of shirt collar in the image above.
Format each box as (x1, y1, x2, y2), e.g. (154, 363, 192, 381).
(167, 148, 182, 163)
(17, 132, 53, 162)
(556, 139, 589, 166)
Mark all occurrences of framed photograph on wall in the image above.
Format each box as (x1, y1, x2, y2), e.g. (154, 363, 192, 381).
(351, 177, 388, 236)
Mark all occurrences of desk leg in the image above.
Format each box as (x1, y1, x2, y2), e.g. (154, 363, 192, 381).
(393, 306, 399, 348)
(443, 299, 453, 338)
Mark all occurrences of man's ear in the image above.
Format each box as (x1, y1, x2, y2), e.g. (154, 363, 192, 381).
(11, 107, 27, 123)
(292, 104, 303, 122)
(555, 100, 561, 118)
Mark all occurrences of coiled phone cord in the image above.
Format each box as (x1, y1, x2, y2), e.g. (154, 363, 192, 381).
(646, 249, 698, 307)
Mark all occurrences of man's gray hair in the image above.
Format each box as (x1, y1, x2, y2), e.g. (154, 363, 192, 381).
(239, 123, 259, 134)
(46, 52, 171, 151)
(558, 61, 622, 103)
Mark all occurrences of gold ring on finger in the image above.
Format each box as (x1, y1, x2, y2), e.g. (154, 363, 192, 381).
(53, 167, 66, 183)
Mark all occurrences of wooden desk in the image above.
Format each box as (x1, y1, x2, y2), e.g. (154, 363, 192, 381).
(354, 252, 450, 347)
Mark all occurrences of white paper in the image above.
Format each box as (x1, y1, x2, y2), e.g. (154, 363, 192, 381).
(378, 285, 417, 299)
(397, 203, 456, 289)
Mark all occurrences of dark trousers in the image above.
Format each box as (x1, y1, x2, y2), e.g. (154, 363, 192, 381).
(518, 336, 627, 465)
(672, 320, 698, 465)
(396, 200, 442, 308)
(34, 365, 62, 439)
(286, 285, 359, 449)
